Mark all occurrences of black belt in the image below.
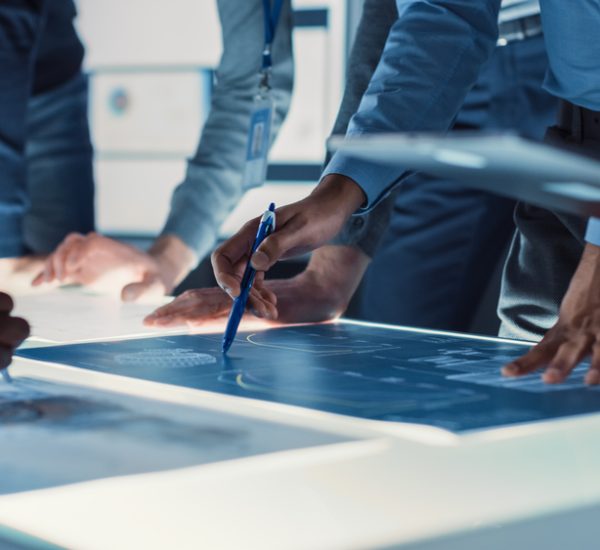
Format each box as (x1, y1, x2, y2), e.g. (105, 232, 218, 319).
(544, 102, 600, 162)
(497, 14, 543, 46)
(558, 103, 600, 143)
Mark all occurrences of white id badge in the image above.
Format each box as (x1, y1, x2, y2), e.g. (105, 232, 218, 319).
(242, 96, 273, 190)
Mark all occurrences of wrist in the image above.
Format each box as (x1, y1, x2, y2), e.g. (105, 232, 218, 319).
(559, 242, 600, 319)
(311, 174, 366, 217)
(149, 235, 198, 291)
(304, 245, 370, 309)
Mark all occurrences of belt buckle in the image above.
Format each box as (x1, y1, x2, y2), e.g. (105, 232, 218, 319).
(497, 14, 541, 47)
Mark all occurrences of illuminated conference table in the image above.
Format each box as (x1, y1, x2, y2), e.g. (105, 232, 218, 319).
(0, 287, 599, 549)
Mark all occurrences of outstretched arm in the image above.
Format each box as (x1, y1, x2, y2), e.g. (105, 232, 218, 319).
(34, 0, 295, 300)
(212, 0, 502, 296)
(144, 245, 370, 327)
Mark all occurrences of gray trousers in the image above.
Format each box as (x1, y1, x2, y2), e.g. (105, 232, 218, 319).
(498, 123, 598, 341)
(498, 204, 585, 341)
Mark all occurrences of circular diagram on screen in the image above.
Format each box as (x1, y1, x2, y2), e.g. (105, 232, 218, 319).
(246, 327, 397, 355)
(223, 367, 487, 412)
(115, 348, 217, 369)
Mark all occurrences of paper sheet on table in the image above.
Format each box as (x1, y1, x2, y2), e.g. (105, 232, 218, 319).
(0, 375, 348, 496)
(12, 288, 180, 343)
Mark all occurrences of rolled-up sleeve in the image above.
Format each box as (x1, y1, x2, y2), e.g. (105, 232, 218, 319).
(323, 0, 502, 211)
(161, 0, 293, 259)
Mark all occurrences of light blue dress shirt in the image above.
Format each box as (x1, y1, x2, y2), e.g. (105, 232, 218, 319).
(322, 0, 600, 246)
(161, 0, 293, 260)
(500, 0, 539, 22)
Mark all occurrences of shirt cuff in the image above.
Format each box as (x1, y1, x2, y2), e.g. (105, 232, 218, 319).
(322, 150, 405, 212)
(585, 217, 600, 246)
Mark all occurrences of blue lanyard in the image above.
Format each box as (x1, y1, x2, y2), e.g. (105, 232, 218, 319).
(262, 0, 285, 71)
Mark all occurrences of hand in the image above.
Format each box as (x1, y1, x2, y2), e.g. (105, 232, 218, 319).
(212, 175, 365, 298)
(32, 233, 197, 302)
(503, 243, 600, 384)
(0, 293, 30, 370)
(0, 256, 47, 294)
(143, 285, 278, 327)
(145, 245, 370, 327)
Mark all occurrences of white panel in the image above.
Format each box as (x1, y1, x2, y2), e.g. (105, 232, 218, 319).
(269, 29, 329, 163)
(75, 0, 222, 68)
(218, 182, 316, 237)
(96, 159, 315, 238)
(95, 160, 184, 235)
(79, 0, 346, 236)
(271, 1, 346, 164)
(91, 71, 208, 155)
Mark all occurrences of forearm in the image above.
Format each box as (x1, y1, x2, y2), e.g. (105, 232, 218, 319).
(325, 0, 398, 256)
(323, 0, 501, 210)
(264, 243, 371, 324)
(305, 244, 370, 308)
(148, 235, 198, 291)
(161, 0, 294, 260)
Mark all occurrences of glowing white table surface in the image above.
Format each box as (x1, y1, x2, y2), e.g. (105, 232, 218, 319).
(0, 288, 599, 549)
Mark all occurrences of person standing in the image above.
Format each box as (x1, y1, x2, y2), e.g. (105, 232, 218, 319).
(34, 0, 294, 302)
(145, 0, 557, 334)
(212, 0, 600, 384)
(0, 0, 94, 285)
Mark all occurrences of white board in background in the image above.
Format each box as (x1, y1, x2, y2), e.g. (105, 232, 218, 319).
(91, 70, 210, 156)
(330, 133, 600, 217)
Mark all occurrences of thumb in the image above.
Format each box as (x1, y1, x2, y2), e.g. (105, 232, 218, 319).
(251, 216, 308, 271)
(121, 274, 165, 302)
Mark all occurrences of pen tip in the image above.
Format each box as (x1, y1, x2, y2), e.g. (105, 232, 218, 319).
(268, 202, 275, 212)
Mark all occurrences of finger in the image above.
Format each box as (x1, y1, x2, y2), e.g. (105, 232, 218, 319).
(502, 341, 559, 377)
(147, 302, 229, 327)
(257, 285, 277, 308)
(52, 233, 85, 281)
(211, 219, 261, 297)
(145, 299, 185, 321)
(0, 346, 13, 371)
(585, 340, 600, 385)
(31, 270, 46, 287)
(247, 292, 268, 318)
(0, 316, 30, 348)
(213, 254, 252, 301)
(251, 214, 308, 271)
(48, 234, 85, 282)
(247, 288, 278, 320)
(32, 257, 55, 286)
(151, 289, 228, 317)
(143, 289, 230, 326)
(63, 239, 89, 274)
(0, 293, 14, 314)
(543, 336, 592, 384)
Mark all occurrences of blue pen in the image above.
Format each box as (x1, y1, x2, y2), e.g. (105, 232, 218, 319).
(2, 368, 12, 384)
(222, 203, 276, 353)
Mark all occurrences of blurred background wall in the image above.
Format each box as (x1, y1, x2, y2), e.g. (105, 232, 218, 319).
(75, 0, 357, 241)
